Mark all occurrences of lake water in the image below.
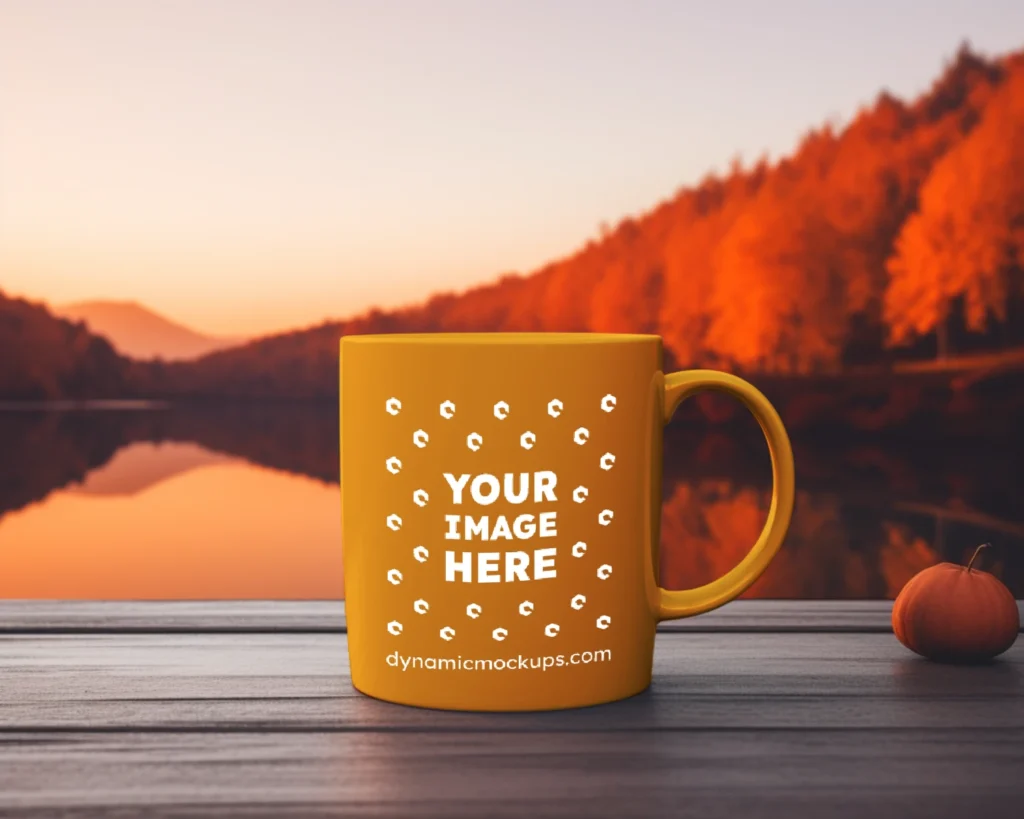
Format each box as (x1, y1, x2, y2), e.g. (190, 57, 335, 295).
(1, 404, 1021, 599)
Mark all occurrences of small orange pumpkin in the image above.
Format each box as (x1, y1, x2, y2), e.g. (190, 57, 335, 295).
(892, 543, 1019, 663)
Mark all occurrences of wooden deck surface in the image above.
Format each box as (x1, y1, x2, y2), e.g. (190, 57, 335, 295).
(1, 602, 1022, 818)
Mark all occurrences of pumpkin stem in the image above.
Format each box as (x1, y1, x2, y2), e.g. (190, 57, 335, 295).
(966, 543, 992, 573)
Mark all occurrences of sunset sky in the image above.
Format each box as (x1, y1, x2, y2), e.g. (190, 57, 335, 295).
(2, 0, 1023, 337)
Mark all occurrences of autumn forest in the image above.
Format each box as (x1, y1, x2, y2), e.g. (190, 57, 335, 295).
(2, 46, 1023, 421)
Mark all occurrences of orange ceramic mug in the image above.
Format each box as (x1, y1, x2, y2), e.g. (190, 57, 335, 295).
(340, 333, 795, 711)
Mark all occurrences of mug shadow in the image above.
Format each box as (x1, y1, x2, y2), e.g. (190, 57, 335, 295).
(346, 682, 661, 731)
(337, 687, 675, 809)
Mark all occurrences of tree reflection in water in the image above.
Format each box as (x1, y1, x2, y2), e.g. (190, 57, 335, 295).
(0, 405, 1020, 598)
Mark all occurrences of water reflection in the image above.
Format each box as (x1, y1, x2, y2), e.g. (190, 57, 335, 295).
(0, 405, 1020, 599)
(0, 440, 342, 599)
(68, 441, 233, 496)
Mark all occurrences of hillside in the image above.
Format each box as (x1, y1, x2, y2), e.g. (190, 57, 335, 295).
(57, 301, 242, 361)
(156, 45, 1024, 400)
(0, 291, 134, 400)
(2, 45, 1022, 406)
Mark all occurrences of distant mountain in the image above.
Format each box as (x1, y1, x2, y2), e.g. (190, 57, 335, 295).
(157, 45, 1024, 400)
(57, 301, 242, 361)
(0, 290, 134, 400)
(67, 440, 235, 496)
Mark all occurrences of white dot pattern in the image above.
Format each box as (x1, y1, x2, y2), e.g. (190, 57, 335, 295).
(381, 393, 619, 642)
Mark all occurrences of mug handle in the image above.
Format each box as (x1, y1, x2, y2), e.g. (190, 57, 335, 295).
(656, 370, 796, 620)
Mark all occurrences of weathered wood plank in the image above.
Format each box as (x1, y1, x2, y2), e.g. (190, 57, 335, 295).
(0, 634, 1020, 731)
(0, 601, 345, 633)
(9, 599, 1018, 634)
(1, 729, 1022, 819)
(1, 610, 1022, 817)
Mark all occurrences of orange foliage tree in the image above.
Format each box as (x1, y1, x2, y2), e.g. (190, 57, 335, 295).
(19, 46, 1010, 401)
(658, 167, 766, 368)
(885, 69, 1024, 348)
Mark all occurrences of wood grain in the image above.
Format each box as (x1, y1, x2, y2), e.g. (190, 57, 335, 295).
(0, 601, 345, 633)
(1, 729, 1022, 819)
(2, 600, 1020, 634)
(0, 604, 1021, 818)
(8, 599, 1020, 634)
(0, 633, 1021, 731)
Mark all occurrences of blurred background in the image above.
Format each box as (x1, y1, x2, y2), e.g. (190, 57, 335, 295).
(2, 0, 1023, 600)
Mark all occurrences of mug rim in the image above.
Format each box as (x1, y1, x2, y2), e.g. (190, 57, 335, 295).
(341, 332, 661, 345)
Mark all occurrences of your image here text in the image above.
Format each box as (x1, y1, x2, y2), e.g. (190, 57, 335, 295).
(442, 470, 563, 582)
